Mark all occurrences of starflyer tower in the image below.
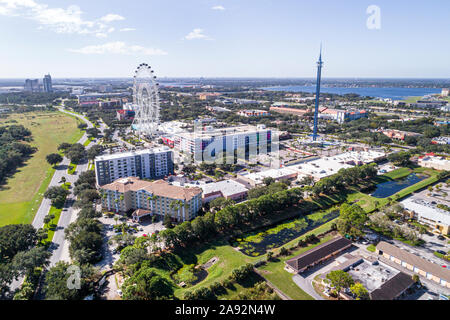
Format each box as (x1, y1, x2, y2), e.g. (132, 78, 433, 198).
(312, 46, 323, 141)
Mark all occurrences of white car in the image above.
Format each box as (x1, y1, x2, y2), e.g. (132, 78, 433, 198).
(116, 289, 123, 297)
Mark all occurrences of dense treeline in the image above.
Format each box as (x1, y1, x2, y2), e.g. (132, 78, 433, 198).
(0, 92, 68, 105)
(64, 171, 102, 265)
(311, 163, 378, 196)
(386, 117, 448, 137)
(0, 224, 50, 299)
(159, 188, 304, 248)
(0, 125, 35, 184)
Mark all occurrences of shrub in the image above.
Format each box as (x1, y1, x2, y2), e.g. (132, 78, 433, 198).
(279, 247, 289, 256)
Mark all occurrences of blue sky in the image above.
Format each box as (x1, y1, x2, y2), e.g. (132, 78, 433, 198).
(0, 0, 449, 78)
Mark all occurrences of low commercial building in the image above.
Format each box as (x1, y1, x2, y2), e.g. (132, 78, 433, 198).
(270, 106, 308, 116)
(401, 198, 450, 235)
(237, 109, 269, 117)
(99, 177, 202, 222)
(237, 167, 298, 187)
(286, 151, 385, 181)
(431, 137, 450, 145)
(370, 272, 415, 300)
(418, 155, 450, 171)
(192, 180, 249, 203)
(376, 241, 450, 288)
(198, 92, 222, 100)
(322, 254, 414, 300)
(269, 106, 367, 124)
(412, 100, 448, 108)
(94, 147, 174, 186)
(380, 129, 422, 141)
(288, 158, 353, 181)
(285, 236, 353, 273)
(116, 109, 135, 121)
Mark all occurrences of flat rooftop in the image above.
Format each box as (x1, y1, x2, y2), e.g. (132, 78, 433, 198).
(188, 180, 248, 197)
(401, 197, 450, 226)
(173, 125, 270, 139)
(287, 150, 385, 180)
(241, 167, 297, 183)
(94, 147, 171, 161)
(347, 260, 399, 293)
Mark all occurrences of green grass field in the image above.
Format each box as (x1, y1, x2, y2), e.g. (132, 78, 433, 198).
(173, 240, 258, 299)
(0, 112, 83, 226)
(402, 96, 423, 103)
(257, 231, 335, 300)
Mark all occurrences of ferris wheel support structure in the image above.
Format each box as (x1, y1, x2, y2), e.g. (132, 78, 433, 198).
(132, 63, 160, 140)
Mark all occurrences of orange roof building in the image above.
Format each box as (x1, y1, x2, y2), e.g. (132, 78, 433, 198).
(99, 177, 202, 222)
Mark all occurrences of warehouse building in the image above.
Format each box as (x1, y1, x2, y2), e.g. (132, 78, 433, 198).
(285, 236, 353, 274)
(376, 241, 450, 288)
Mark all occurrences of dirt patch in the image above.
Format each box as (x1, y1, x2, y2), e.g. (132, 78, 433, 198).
(202, 257, 219, 269)
(259, 269, 272, 275)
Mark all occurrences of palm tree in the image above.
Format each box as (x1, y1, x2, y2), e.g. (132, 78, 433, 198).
(147, 194, 158, 211)
(169, 200, 184, 221)
(183, 202, 190, 221)
(119, 195, 124, 210)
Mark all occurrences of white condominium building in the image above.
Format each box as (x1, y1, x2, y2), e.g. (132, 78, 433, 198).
(94, 147, 174, 186)
(167, 124, 273, 163)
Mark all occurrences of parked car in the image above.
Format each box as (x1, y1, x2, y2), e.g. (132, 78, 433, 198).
(436, 250, 446, 255)
(116, 289, 123, 297)
(437, 235, 445, 241)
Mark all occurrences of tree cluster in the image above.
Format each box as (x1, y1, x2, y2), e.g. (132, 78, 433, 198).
(0, 125, 35, 184)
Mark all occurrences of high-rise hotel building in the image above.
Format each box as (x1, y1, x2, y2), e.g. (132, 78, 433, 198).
(163, 124, 273, 163)
(94, 147, 174, 186)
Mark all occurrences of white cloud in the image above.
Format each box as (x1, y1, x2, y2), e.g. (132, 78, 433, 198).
(68, 41, 168, 56)
(119, 27, 136, 32)
(184, 28, 213, 40)
(211, 5, 225, 11)
(0, 0, 124, 36)
(100, 13, 124, 23)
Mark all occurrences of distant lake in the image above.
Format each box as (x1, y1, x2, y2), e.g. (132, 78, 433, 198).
(262, 86, 441, 100)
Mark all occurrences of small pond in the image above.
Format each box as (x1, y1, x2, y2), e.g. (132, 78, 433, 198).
(232, 209, 339, 257)
(370, 173, 427, 198)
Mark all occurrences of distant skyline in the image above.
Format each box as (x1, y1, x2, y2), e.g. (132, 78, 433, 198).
(0, 0, 449, 78)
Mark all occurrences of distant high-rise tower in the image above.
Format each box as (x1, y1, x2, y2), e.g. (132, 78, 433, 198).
(24, 79, 40, 92)
(312, 46, 323, 141)
(43, 74, 53, 93)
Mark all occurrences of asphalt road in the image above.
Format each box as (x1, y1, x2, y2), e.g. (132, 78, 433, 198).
(47, 108, 108, 267)
(9, 107, 98, 294)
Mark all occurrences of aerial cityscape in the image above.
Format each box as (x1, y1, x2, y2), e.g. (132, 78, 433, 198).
(0, 0, 449, 309)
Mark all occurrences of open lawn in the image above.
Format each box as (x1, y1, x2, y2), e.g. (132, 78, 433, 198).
(0, 111, 83, 226)
(257, 230, 336, 300)
(173, 240, 258, 299)
(402, 96, 423, 103)
(346, 167, 441, 213)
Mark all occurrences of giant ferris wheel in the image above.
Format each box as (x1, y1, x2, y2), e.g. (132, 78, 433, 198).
(132, 63, 160, 139)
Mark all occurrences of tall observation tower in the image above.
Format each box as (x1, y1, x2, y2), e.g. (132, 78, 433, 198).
(312, 46, 323, 141)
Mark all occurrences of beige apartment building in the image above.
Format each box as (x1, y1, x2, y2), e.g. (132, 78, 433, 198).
(99, 177, 202, 222)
